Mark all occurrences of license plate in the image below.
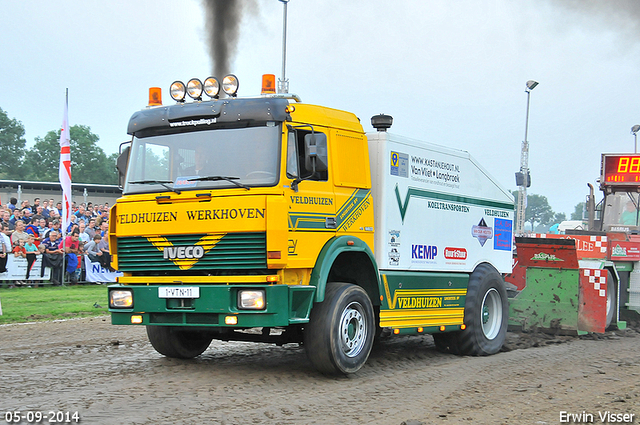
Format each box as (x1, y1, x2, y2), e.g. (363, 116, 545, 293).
(158, 286, 200, 299)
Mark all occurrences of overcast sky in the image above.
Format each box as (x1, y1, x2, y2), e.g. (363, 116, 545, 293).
(2, 0, 639, 217)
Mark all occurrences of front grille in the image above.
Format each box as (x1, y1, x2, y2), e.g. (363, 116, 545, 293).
(117, 232, 267, 272)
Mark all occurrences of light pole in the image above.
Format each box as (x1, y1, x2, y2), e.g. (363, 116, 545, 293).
(515, 80, 539, 236)
(278, 0, 290, 94)
(632, 125, 640, 153)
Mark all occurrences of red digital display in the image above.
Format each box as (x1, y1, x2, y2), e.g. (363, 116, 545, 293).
(602, 154, 640, 186)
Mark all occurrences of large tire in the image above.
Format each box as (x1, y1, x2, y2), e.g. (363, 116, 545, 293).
(605, 270, 617, 329)
(435, 263, 508, 356)
(304, 282, 375, 375)
(146, 326, 213, 359)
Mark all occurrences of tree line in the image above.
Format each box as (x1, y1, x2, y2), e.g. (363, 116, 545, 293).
(0, 107, 118, 184)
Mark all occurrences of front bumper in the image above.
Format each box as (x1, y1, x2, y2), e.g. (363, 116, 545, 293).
(109, 283, 315, 328)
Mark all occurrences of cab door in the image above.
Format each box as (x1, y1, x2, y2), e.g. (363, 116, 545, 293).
(285, 127, 336, 269)
(331, 129, 374, 248)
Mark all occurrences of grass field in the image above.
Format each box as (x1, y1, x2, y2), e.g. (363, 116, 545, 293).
(0, 285, 110, 324)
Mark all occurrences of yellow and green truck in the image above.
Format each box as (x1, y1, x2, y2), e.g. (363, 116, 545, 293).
(108, 75, 514, 374)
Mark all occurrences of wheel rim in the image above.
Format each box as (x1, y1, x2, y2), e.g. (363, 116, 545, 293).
(481, 288, 502, 340)
(339, 301, 367, 358)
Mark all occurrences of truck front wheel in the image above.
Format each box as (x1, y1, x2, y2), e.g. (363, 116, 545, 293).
(434, 263, 508, 356)
(146, 326, 213, 359)
(304, 282, 375, 375)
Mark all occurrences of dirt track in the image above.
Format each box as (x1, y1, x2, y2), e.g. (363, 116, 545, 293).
(1, 317, 639, 425)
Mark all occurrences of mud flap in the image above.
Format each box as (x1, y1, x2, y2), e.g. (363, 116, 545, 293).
(578, 269, 607, 333)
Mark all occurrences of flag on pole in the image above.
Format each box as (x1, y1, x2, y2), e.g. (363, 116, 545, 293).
(59, 89, 72, 235)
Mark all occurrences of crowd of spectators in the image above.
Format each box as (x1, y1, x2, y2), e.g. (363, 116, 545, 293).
(0, 197, 112, 287)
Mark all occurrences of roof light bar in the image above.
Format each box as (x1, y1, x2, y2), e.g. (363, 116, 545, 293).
(170, 75, 240, 102)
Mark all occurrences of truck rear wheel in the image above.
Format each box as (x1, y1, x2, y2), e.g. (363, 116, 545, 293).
(434, 263, 508, 356)
(146, 326, 213, 359)
(304, 282, 375, 375)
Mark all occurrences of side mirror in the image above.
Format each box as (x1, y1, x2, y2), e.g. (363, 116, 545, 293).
(304, 133, 328, 172)
(116, 144, 131, 189)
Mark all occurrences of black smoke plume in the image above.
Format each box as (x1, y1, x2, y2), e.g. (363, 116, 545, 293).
(202, 0, 257, 78)
(549, 0, 640, 36)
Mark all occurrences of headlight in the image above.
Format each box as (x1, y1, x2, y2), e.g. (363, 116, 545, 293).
(170, 81, 186, 102)
(204, 77, 220, 98)
(222, 74, 239, 97)
(238, 289, 265, 310)
(110, 290, 133, 308)
(187, 78, 203, 100)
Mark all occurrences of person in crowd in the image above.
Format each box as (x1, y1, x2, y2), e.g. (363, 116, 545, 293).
(37, 218, 48, 239)
(7, 197, 17, 213)
(97, 231, 113, 271)
(10, 208, 23, 226)
(85, 218, 97, 239)
(11, 220, 29, 246)
(24, 234, 40, 282)
(35, 205, 48, 219)
(25, 225, 40, 245)
(99, 220, 109, 237)
(74, 205, 86, 219)
(43, 219, 61, 240)
(61, 230, 81, 284)
(1, 210, 14, 231)
(47, 199, 55, 213)
(41, 230, 63, 285)
(0, 223, 9, 274)
(83, 208, 93, 225)
(21, 207, 34, 225)
(78, 221, 90, 244)
(56, 201, 63, 216)
(85, 234, 103, 263)
(12, 239, 26, 258)
(33, 198, 40, 209)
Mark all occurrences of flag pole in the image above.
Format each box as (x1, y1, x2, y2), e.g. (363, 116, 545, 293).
(59, 88, 71, 284)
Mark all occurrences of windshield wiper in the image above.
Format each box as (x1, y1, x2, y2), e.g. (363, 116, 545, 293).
(129, 180, 181, 194)
(187, 175, 250, 190)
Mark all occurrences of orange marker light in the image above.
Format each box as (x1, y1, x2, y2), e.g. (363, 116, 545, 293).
(417, 327, 423, 333)
(267, 251, 281, 259)
(461, 324, 466, 330)
(266, 275, 279, 283)
(393, 329, 400, 335)
(439, 326, 446, 331)
(148, 87, 162, 106)
(262, 74, 276, 94)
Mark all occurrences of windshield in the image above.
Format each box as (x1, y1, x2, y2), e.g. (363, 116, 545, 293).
(602, 191, 640, 229)
(124, 124, 281, 194)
